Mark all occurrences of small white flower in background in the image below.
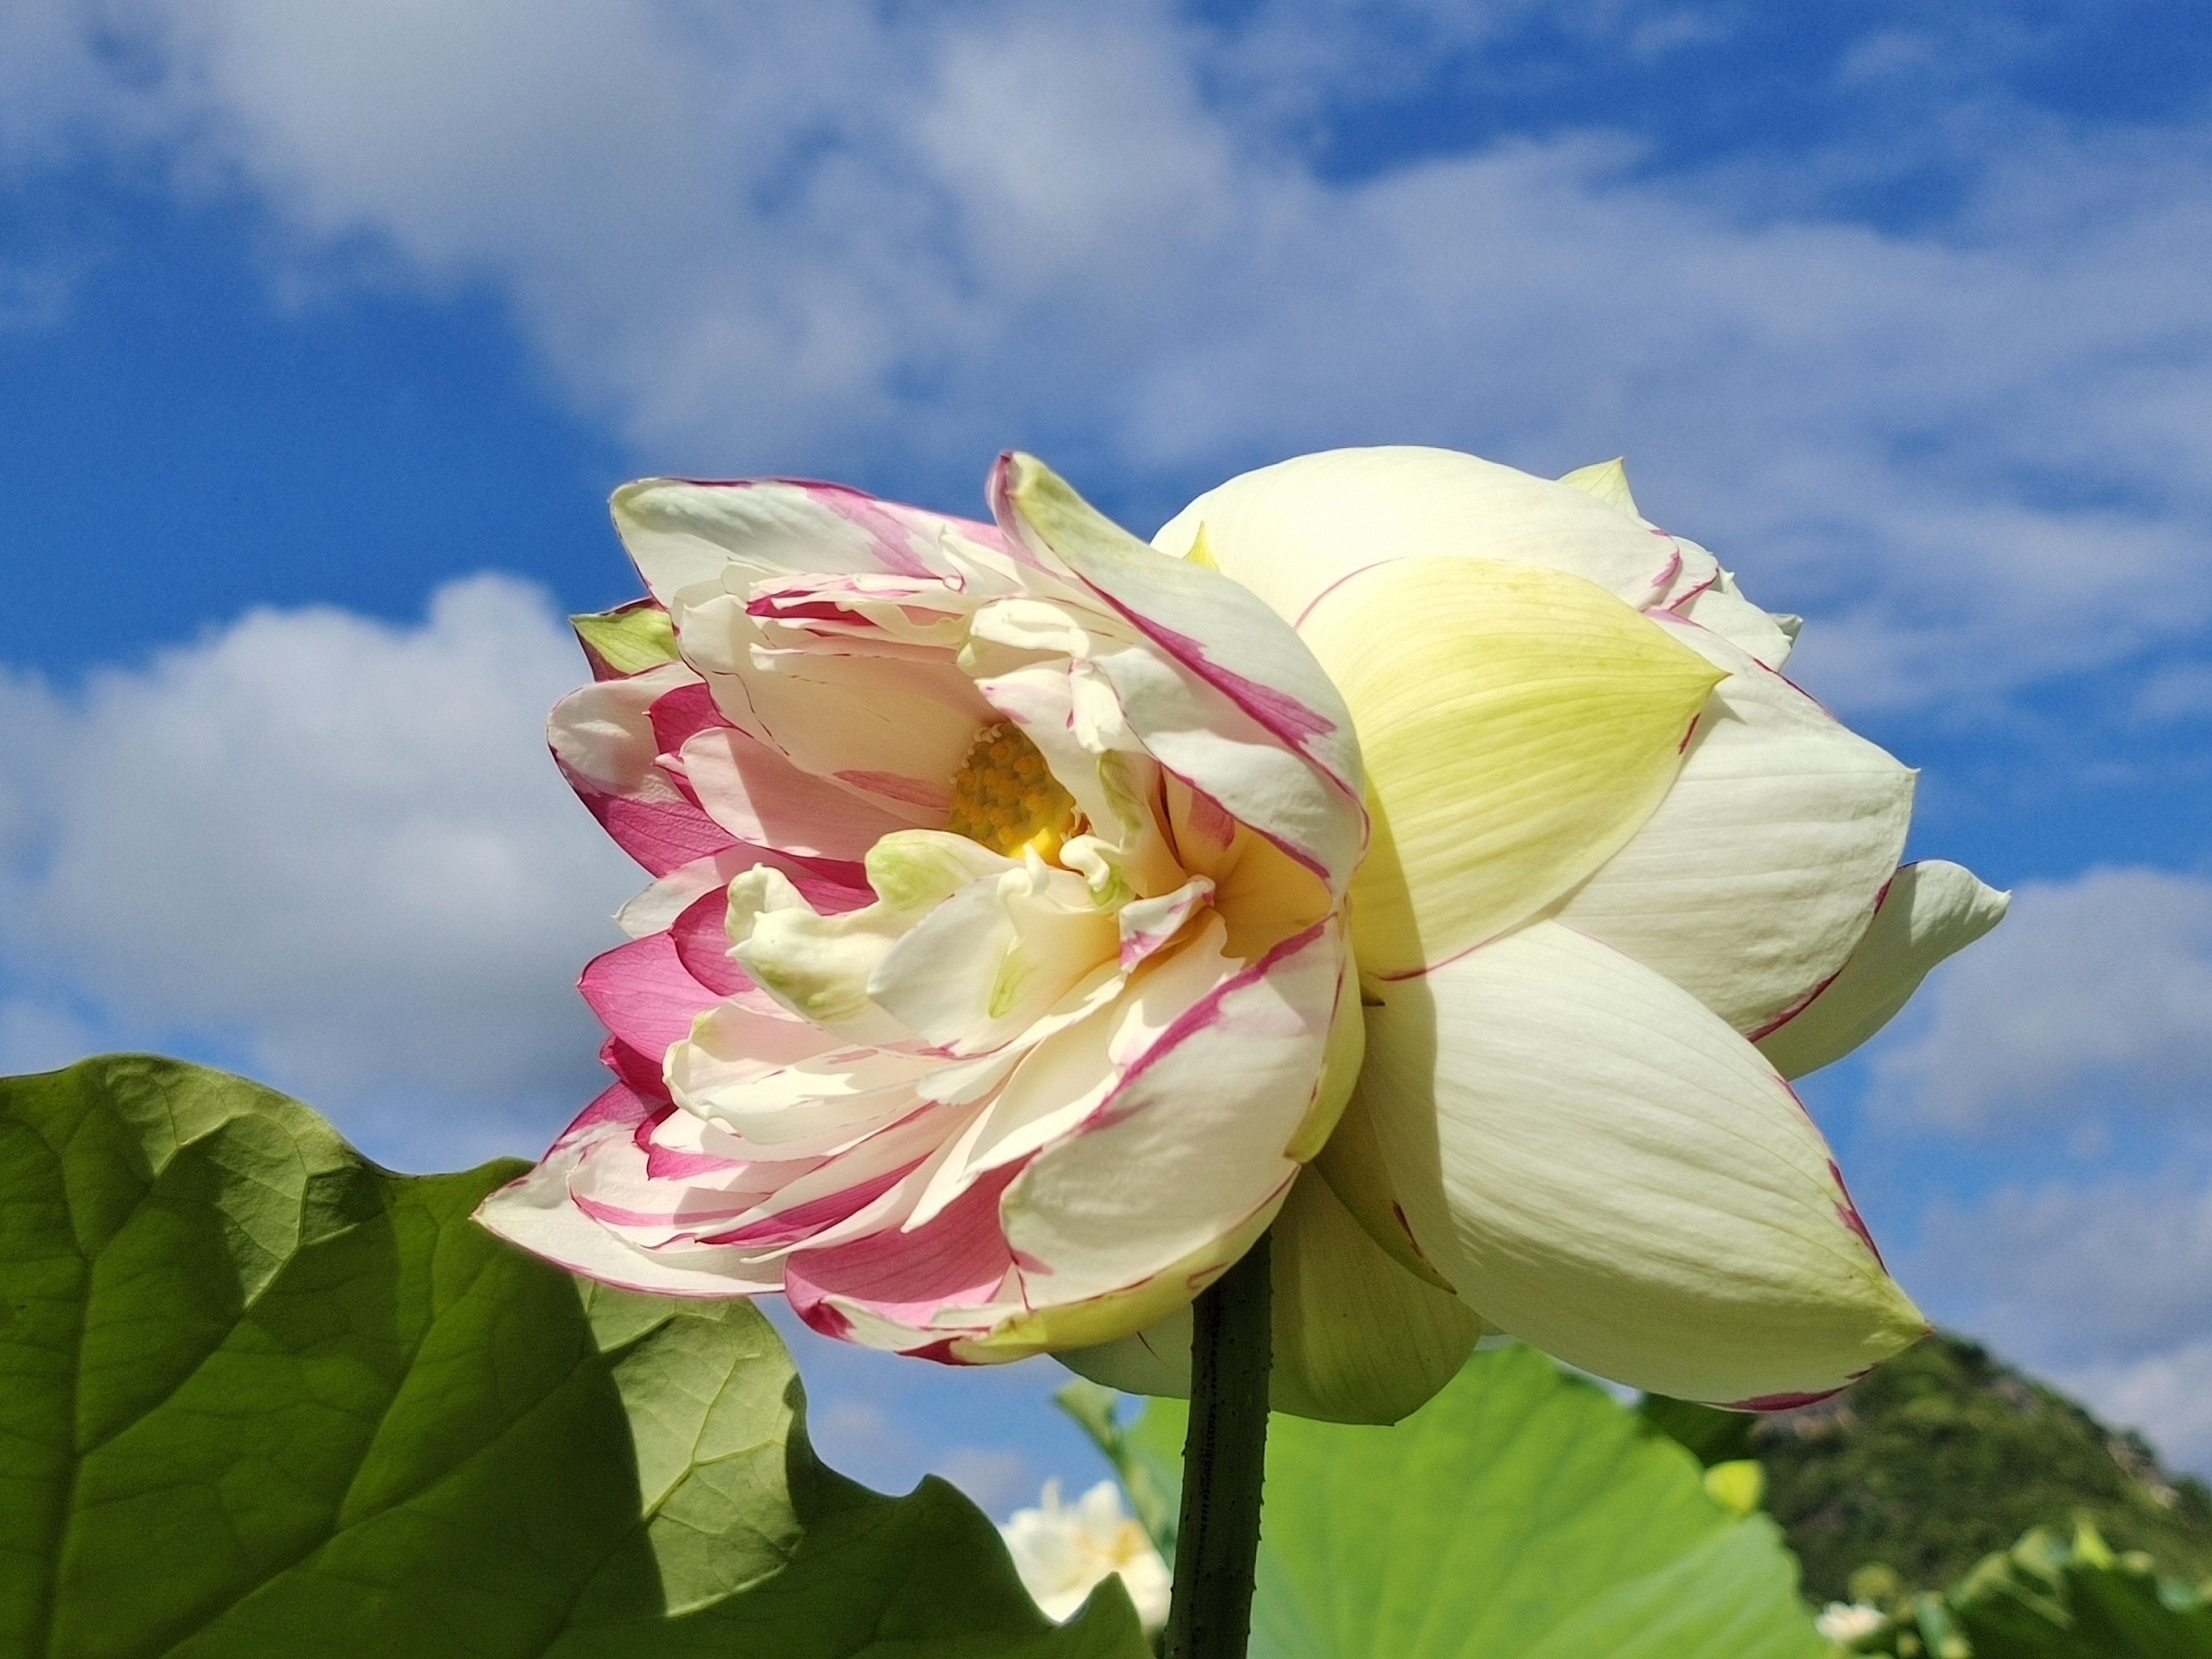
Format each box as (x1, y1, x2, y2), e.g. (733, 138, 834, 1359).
(1815, 1601, 1887, 1645)
(1001, 1479, 1172, 1630)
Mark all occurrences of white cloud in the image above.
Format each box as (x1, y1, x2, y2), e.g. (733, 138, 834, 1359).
(1869, 867, 2212, 1133)
(0, 575, 639, 1167)
(1913, 1177, 2212, 1471)
(0, 2, 2208, 717)
(2065, 1340, 2212, 1475)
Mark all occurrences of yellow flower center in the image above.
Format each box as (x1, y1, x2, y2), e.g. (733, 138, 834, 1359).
(946, 721, 1078, 862)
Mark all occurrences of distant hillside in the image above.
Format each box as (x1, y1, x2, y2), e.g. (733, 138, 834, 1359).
(1644, 1332, 2212, 1604)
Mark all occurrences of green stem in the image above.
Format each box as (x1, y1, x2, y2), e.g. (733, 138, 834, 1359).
(1165, 1231, 1273, 1659)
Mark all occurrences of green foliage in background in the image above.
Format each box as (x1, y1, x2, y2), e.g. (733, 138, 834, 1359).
(1067, 1346, 1827, 1659)
(1837, 1521, 2212, 1658)
(1642, 1333, 2212, 1605)
(0, 1056, 1145, 1659)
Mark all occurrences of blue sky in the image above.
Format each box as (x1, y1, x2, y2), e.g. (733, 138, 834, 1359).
(3, 0, 2210, 1510)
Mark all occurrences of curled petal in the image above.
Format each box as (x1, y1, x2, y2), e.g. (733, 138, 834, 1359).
(1360, 921, 1928, 1404)
(869, 856, 1118, 1055)
(1554, 617, 1914, 1033)
(1669, 576, 1799, 671)
(1757, 860, 2011, 1078)
(993, 452, 1368, 896)
(612, 476, 1008, 603)
(1296, 556, 1723, 977)
(549, 665, 735, 877)
(474, 1084, 782, 1298)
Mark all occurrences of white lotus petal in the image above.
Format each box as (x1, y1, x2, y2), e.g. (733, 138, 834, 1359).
(1555, 616, 1914, 1034)
(1757, 860, 2011, 1078)
(1154, 446, 1683, 627)
(1361, 920, 1927, 1405)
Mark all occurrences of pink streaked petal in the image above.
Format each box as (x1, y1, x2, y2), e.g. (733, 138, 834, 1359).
(548, 664, 696, 793)
(643, 1142, 745, 1182)
(784, 1161, 1021, 1332)
(698, 1159, 921, 1249)
(1118, 875, 1216, 972)
(647, 679, 725, 762)
(578, 784, 736, 878)
(680, 724, 918, 862)
(802, 479, 992, 582)
(616, 844, 870, 940)
(579, 932, 720, 1062)
(1000, 915, 1347, 1313)
(992, 451, 1365, 807)
(687, 1100, 963, 1250)
(601, 1035, 672, 1103)
(552, 1077, 655, 1149)
(572, 1188, 759, 1232)
(473, 1084, 780, 1298)
(623, 476, 1012, 591)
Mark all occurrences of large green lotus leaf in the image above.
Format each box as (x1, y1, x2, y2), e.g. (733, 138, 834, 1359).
(1114, 1345, 1824, 1659)
(0, 1056, 1144, 1659)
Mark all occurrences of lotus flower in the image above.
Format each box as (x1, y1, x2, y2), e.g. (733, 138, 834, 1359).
(1001, 1480, 1172, 1630)
(480, 446, 2005, 1425)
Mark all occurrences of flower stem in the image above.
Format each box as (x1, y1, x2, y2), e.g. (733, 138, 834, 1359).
(1165, 1230, 1272, 1659)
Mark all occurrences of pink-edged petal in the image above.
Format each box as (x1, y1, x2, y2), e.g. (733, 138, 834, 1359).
(550, 664, 737, 877)
(1668, 575, 1798, 671)
(898, 921, 1244, 1235)
(1553, 615, 1915, 1034)
(784, 1162, 1022, 1344)
(614, 844, 870, 941)
(677, 592, 992, 820)
(612, 476, 1007, 603)
(473, 1084, 781, 1297)
(988, 455, 1368, 896)
(1358, 920, 1927, 1405)
(989, 913, 1355, 1328)
(1117, 875, 1215, 971)
(1756, 859, 2010, 1078)
(550, 661, 695, 791)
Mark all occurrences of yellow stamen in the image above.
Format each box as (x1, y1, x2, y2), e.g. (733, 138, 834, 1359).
(946, 721, 1079, 862)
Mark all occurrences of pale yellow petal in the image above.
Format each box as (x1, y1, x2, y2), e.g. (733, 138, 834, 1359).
(1297, 557, 1724, 978)
(1557, 456, 1642, 516)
